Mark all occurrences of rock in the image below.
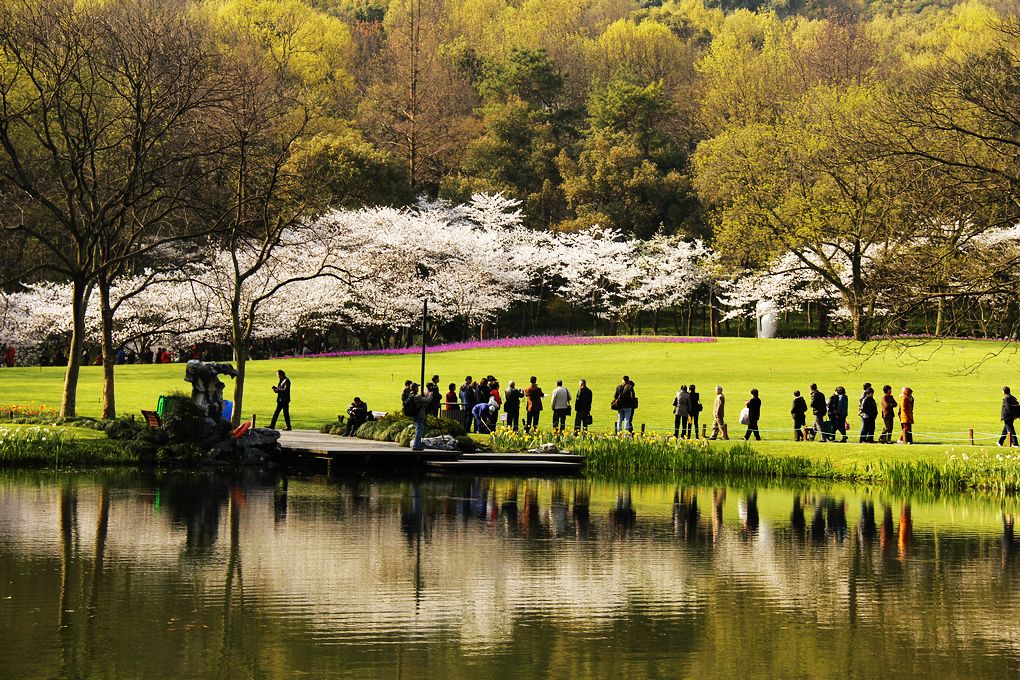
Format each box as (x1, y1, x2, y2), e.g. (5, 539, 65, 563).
(239, 427, 281, 447)
(420, 435, 461, 451)
(530, 443, 561, 454)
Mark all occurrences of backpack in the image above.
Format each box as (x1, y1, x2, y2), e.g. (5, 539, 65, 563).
(402, 396, 417, 417)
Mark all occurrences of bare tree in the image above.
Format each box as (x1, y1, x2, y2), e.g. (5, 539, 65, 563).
(0, 0, 222, 417)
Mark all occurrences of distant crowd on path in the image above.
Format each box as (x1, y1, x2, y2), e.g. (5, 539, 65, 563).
(371, 373, 1020, 450)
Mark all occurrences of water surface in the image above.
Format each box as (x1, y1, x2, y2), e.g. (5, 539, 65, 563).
(1, 471, 1018, 678)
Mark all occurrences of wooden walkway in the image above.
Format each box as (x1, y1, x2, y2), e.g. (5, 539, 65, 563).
(276, 430, 584, 475)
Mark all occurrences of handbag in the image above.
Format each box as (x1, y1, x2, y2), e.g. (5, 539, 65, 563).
(610, 398, 620, 410)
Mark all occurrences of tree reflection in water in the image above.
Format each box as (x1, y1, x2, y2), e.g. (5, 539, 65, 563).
(6, 472, 1020, 679)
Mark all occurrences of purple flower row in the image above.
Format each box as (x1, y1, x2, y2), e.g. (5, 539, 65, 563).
(274, 335, 717, 360)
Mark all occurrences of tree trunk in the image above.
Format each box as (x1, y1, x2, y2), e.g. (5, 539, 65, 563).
(231, 344, 247, 428)
(98, 277, 117, 419)
(60, 278, 89, 418)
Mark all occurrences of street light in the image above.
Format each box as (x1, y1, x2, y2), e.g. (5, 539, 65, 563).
(415, 263, 431, 390)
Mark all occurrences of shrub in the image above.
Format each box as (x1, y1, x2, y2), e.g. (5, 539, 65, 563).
(157, 443, 206, 464)
(105, 417, 144, 441)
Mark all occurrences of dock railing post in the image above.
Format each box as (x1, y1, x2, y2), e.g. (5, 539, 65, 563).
(969, 428, 975, 446)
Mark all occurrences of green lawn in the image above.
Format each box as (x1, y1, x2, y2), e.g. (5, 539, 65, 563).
(1, 337, 1017, 450)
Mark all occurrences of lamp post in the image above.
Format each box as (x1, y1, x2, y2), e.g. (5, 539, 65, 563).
(415, 263, 431, 390)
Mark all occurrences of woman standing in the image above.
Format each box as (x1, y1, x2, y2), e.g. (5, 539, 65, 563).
(673, 385, 691, 439)
(898, 387, 914, 445)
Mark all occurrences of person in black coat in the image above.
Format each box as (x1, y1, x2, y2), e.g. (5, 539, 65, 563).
(743, 389, 762, 441)
(504, 381, 524, 431)
(809, 383, 826, 441)
(1001, 386, 1019, 447)
(859, 388, 878, 443)
(688, 384, 701, 439)
(344, 397, 369, 436)
(270, 369, 292, 430)
(574, 379, 593, 434)
(791, 390, 808, 441)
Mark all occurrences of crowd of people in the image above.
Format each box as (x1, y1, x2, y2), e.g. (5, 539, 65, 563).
(383, 374, 1020, 450)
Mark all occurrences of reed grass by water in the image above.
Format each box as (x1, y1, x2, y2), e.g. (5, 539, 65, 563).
(0, 427, 134, 468)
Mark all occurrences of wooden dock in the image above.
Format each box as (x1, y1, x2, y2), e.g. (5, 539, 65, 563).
(276, 430, 584, 475)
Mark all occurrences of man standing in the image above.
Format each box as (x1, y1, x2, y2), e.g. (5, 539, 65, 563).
(710, 385, 726, 440)
(407, 383, 432, 451)
(879, 385, 897, 444)
(504, 381, 524, 431)
(574, 379, 593, 434)
(743, 388, 761, 441)
(688, 384, 701, 438)
(524, 376, 544, 431)
(270, 369, 292, 430)
(459, 376, 476, 431)
(401, 380, 414, 403)
(791, 390, 807, 441)
(809, 384, 826, 441)
(427, 374, 441, 418)
(550, 380, 571, 432)
(1000, 386, 1019, 447)
(860, 387, 877, 443)
(613, 376, 637, 434)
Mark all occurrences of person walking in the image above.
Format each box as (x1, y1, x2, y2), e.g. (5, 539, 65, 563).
(709, 385, 726, 440)
(879, 385, 896, 444)
(859, 387, 877, 443)
(1000, 386, 1019, 447)
(524, 376, 544, 431)
(270, 370, 292, 430)
(550, 380, 571, 432)
(504, 381, 524, 431)
(613, 376, 637, 433)
(898, 386, 914, 445)
(406, 384, 432, 450)
(743, 388, 761, 441)
(809, 384, 826, 441)
(574, 379, 593, 434)
(673, 385, 691, 439)
(688, 384, 701, 438)
(791, 390, 807, 441)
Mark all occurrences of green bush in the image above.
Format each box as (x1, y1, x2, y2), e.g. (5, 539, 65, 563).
(105, 417, 144, 441)
(157, 443, 206, 464)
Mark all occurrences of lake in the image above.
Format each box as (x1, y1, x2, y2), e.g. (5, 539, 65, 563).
(1, 470, 1018, 678)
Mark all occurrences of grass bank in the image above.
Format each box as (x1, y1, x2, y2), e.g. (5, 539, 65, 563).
(488, 428, 1020, 495)
(0, 426, 135, 468)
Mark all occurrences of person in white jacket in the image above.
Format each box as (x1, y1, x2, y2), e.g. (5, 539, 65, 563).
(550, 380, 572, 432)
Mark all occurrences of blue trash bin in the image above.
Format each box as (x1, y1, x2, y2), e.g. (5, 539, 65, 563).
(222, 400, 233, 422)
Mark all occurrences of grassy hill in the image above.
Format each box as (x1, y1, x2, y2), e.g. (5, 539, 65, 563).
(2, 337, 1017, 443)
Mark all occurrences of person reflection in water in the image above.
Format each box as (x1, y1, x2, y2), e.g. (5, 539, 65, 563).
(1003, 513, 1016, 569)
(740, 491, 759, 538)
(880, 504, 895, 555)
(858, 500, 877, 545)
(610, 490, 636, 539)
(898, 504, 912, 562)
(573, 486, 591, 539)
(712, 488, 726, 544)
(791, 495, 806, 542)
(673, 488, 699, 543)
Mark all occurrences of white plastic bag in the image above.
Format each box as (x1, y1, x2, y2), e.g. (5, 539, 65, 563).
(739, 407, 750, 426)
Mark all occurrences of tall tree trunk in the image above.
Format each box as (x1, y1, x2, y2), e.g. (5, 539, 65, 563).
(231, 345, 247, 428)
(98, 276, 117, 419)
(61, 278, 89, 418)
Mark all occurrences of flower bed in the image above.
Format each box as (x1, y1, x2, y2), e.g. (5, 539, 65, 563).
(276, 335, 716, 360)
